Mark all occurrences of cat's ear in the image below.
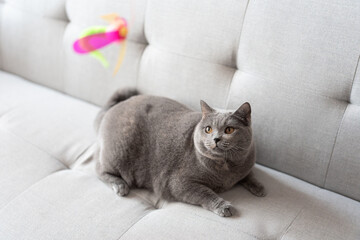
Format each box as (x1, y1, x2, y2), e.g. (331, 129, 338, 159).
(233, 102, 251, 126)
(200, 100, 215, 116)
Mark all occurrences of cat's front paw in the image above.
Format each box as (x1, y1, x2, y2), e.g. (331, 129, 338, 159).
(213, 201, 233, 217)
(248, 183, 266, 197)
(112, 182, 130, 196)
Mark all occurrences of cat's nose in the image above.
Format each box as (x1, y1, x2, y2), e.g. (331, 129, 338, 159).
(214, 138, 221, 144)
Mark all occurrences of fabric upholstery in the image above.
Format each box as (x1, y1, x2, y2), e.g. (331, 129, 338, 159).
(0, 130, 66, 209)
(0, 1, 3, 69)
(1, 0, 360, 238)
(325, 104, 360, 200)
(0, 71, 98, 168)
(1, 0, 359, 200)
(137, 46, 235, 109)
(5, 0, 67, 20)
(120, 168, 360, 240)
(227, 71, 347, 187)
(351, 57, 360, 105)
(145, 0, 248, 68)
(1, 70, 360, 240)
(0, 1, 67, 91)
(235, 0, 360, 102)
(0, 170, 154, 240)
(226, 0, 360, 196)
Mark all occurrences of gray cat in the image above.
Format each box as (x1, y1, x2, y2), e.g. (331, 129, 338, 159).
(95, 89, 265, 217)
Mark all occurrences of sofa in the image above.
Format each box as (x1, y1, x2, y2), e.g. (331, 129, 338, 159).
(0, 0, 359, 239)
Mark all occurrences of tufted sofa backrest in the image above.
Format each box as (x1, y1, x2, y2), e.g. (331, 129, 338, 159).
(1, 0, 360, 201)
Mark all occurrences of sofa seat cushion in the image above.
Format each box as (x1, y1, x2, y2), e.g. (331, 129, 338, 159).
(0, 71, 98, 169)
(0, 71, 359, 240)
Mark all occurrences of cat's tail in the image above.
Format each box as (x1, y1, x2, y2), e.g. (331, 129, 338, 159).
(94, 88, 139, 133)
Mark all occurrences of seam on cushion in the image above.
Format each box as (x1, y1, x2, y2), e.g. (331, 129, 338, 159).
(323, 104, 349, 188)
(349, 54, 360, 104)
(4, 1, 68, 22)
(0, 169, 67, 213)
(147, 44, 235, 69)
(136, 45, 237, 101)
(0, 2, 3, 70)
(150, 44, 237, 70)
(117, 210, 154, 240)
(59, 18, 69, 95)
(192, 212, 271, 240)
(134, 43, 148, 89)
(234, 69, 351, 103)
(1, 66, 100, 109)
(234, 0, 251, 69)
(0, 126, 69, 169)
(73, 142, 96, 161)
(129, 191, 160, 209)
(68, 142, 96, 170)
(224, 70, 347, 111)
(0, 107, 16, 118)
(143, 0, 150, 44)
(1, 69, 85, 102)
(117, 208, 267, 240)
(63, 0, 69, 21)
(125, 38, 148, 45)
(225, 70, 239, 109)
(149, 44, 237, 110)
(224, 0, 252, 109)
(144, 2, 250, 69)
(279, 207, 305, 240)
(135, 0, 151, 89)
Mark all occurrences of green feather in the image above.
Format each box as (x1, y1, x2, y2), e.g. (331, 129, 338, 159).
(79, 26, 109, 67)
(79, 26, 107, 38)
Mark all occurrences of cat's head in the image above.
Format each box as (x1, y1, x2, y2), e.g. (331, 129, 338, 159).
(194, 100, 253, 160)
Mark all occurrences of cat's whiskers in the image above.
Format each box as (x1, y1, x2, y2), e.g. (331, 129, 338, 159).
(231, 145, 249, 151)
(227, 149, 239, 158)
(220, 143, 229, 149)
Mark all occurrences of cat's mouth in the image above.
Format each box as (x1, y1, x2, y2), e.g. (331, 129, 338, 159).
(209, 143, 218, 149)
(202, 141, 226, 154)
(209, 143, 235, 153)
(210, 144, 224, 152)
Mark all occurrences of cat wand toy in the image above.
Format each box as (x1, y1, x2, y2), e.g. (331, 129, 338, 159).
(73, 13, 128, 75)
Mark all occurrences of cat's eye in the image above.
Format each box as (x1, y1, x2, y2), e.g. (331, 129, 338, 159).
(205, 126, 212, 134)
(225, 127, 235, 134)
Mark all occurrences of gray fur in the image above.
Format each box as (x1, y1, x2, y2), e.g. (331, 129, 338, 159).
(95, 89, 265, 217)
